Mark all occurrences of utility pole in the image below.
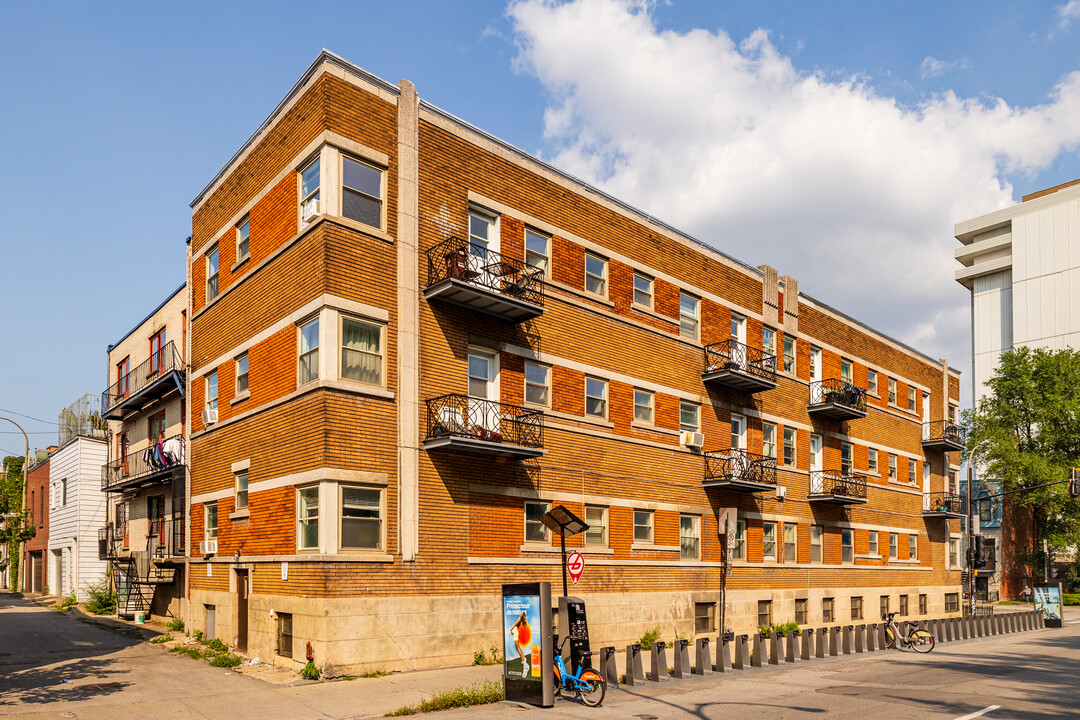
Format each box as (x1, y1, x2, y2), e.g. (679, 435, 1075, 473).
(0, 417, 30, 592)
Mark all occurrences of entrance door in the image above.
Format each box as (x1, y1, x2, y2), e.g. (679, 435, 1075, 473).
(923, 461, 932, 510)
(148, 496, 165, 550)
(810, 347, 822, 383)
(468, 209, 499, 287)
(31, 552, 42, 593)
(236, 570, 249, 652)
(730, 313, 747, 368)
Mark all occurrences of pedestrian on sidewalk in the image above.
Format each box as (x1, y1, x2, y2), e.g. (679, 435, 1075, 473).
(1022, 584, 1032, 603)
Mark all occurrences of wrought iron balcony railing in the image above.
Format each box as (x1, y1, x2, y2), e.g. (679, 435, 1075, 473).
(424, 237, 545, 321)
(147, 515, 186, 561)
(808, 378, 867, 419)
(102, 341, 185, 419)
(704, 448, 778, 489)
(922, 420, 964, 450)
(423, 394, 544, 457)
(702, 340, 777, 392)
(101, 434, 185, 493)
(809, 470, 868, 502)
(923, 492, 964, 517)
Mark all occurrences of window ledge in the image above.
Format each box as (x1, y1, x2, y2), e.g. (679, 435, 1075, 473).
(520, 543, 556, 553)
(630, 421, 679, 437)
(329, 214, 395, 244)
(631, 543, 680, 552)
(856, 554, 882, 560)
(229, 509, 250, 521)
(230, 390, 251, 406)
(546, 278, 616, 308)
(630, 301, 676, 325)
(230, 255, 251, 273)
(545, 409, 614, 430)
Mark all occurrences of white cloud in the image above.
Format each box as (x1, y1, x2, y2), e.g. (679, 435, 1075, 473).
(507, 0, 1080, 395)
(1059, 1, 1080, 28)
(920, 56, 959, 79)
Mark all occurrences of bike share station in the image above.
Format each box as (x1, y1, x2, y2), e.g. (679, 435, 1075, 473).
(501, 505, 603, 708)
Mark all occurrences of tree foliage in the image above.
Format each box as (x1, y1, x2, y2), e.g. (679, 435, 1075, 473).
(1, 456, 31, 588)
(964, 346, 1080, 563)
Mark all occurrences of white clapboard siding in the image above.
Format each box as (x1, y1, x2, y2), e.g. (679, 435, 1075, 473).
(46, 436, 108, 601)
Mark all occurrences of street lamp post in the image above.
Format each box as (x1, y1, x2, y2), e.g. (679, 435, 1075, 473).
(966, 439, 991, 614)
(0, 417, 31, 592)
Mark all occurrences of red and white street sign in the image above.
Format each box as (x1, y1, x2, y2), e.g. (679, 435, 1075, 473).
(567, 551, 585, 584)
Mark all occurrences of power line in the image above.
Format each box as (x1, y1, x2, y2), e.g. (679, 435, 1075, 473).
(0, 408, 59, 426)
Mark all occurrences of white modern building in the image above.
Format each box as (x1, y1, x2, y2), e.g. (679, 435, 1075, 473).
(47, 435, 109, 600)
(954, 177, 1080, 599)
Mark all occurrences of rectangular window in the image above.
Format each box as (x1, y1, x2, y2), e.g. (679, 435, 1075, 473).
(524, 362, 550, 407)
(298, 317, 319, 385)
(868, 530, 879, 556)
(584, 376, 607, 418)
(907, 386, 916, 412)
(61, 479, 68, 506)
(908, 459, 917, 484)
(206, 372, 218, 416)
(762, 422, 777, 459)
(919, 594, 928, 615)
(342, 156, 383, 227)
(795, 599, 808, 625)
(783, 427, 796, 465)
(763, 522, 777, 561)
(762, 327, 776, 358)
(276, 612, 293, 658)
(633, 389, 654, 424)
(584, 253, 607, 296)
(341, 317, 383, 385)
(341, 486, 382, 550)
(149, 328, 166, 373)
(783, 523, 796, 563)
(880, 595, 890, 619)
(695, 602, 716, 634)
(234, 472, 248, 511)
(909, 534, 918, 559)
(841, 442, 853, 475)
(297, 487, 319, 550)
(300, 157, 320, 219)
(117, 356, 130, 397)
(949, 538, 959, 568)
(783, 336, 796, 373)
(679, 293, 699, 339)
(633, 510, 654, 543)
(733, 519, 746, 561)
(524, 228, 550, 275)
(868, 448, 878, 473)
(469, 209, 495, 254)
(205, 502, 218, 540)
(148, 410, 166, 442)
(868, 369, 878, 395)
(809, 345, 820, 379)
(679, 401, 699, 433)
(888, 454, 897, 481)
(206, 246, 219, 302)
(851, 596, 863, 621)
(888, 378, 897, 404)
(758, 600, 773, 628)
(525, 501, 550, 543)
(237, 215, 250, 262)
(945, 593, 959, 613)
(730, 313, 746, 341)
(680, 515, 700, 559)
(889, 533, 898, 559)
(811, 525, 823, 563)
(841, 358, 853, 383)
(235, 354, 249, 395)
(949, 404, 957, 423)
(842, 529, 854, 564)
(822, 598, 834, 623)
(632, 272, 653, 307)
(899, 595, 909, 616)
(584, 505, 608, 546)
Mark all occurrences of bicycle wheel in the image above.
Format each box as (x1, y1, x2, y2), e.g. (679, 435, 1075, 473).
(552, 665, 563, 697)
(909, 630, 935, 653)
(576, 670, 606, 707)
(884, 627, 895, 649)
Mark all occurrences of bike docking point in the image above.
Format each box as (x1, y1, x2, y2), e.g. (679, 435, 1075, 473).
(801, 628, 814, 661)
(672, 639, 691, 679)
(785, 630, 800, 663)
(865, 623, 878, 652)
(717, 632, 734, 672)
(751, 633, 766, 667)
(829, 626, 841, 656)
(814, 627, 827, 659)
(853, 624, 865, 653)
(694, 637, 713, 676)
(768, 632, 783, 665)
(624, 643, 644, 686)
(733, 634, 749, 670)
(600, 646, 618, 690)
(649, 641, 669, 682)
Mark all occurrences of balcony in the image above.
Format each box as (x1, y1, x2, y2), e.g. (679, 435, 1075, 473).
(808, 470, 868, 505)
(101, 435, 185, 493)
(808, 379, 867, 420)
(102, 341, 185, 421)
(424, 237, 545, 322)
(703, 448, 778, 492)
(922, 421, 964, 451)
(702, 340, 777, 393)
(423, 394, 545, 458)
(923, 492, 965, 519)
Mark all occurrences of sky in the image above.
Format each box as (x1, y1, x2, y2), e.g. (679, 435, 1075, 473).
(2, 0, 1080, 453)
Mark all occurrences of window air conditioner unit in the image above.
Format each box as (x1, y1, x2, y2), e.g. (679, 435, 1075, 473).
(681, 431, 705, 449)
(302, 197, 320, 223)
(199, 539, 218, 556)
(201, 409, 218, 426)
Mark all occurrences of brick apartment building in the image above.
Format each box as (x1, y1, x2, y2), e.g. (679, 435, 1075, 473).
(23, 449, 56, 594)
(185, 51, 962, 673)
(100, 284, 188, 619)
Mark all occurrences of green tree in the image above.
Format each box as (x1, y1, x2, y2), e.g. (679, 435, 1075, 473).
(1, 456, 34, 590)
(964, 346, 1080, 577)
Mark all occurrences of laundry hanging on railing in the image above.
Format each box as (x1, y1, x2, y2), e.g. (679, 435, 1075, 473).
(142, 437, 185, 471)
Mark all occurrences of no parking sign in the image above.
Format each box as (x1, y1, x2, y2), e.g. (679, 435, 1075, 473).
(567, 551, 584, 584)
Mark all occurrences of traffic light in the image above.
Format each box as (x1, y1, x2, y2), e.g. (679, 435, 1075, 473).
(973, 536, 988, 569)
(1070, 468, 1080, 498)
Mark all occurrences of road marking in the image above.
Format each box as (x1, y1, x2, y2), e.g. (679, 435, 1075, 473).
(954, 706, 1000, 720)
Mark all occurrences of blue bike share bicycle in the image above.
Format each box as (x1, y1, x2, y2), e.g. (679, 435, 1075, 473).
(552, 634, 606, 707)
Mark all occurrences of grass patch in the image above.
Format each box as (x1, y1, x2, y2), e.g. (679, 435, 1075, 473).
(171, 645, 206, 660)
(150, 633, 174, 645)
(166, 618, 185, 632)
(83, 578, 117, 616)
(997, 600, 1028, 605)
(300, 661, 321, 680)
(1064, 593, 1080, 606)
(359, 669, 391, 678)
(209, 653, 242, 668)
(203, 638, 229, 653)
(57, 593, 77, 611)
(385, 681, 503, 716)
(471, 645, 502, 666)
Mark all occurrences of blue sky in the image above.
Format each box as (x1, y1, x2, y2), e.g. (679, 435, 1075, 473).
(1, 0, 1079, 452)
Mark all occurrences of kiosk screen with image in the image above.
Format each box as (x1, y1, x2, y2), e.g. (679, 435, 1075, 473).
(502, 582, 554, 707)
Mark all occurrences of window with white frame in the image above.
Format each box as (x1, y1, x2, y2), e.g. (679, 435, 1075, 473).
(235, 354, 249, 395)
(763, 327, 776, 359)
(908, 386, 916, 412)
(234, 472, 248, 511)
(908, 458, 917, 484)
(633, 389, 654, 424)
(634, 509, 654, 543)
(237, 216, 250, 263)
(297, 487, 318, 550)
(811, 525, 823, 563)
(341, 156, 383, 228)
(763, 422, 777, 459)
(340, 486, 382, 550)
(783, 336, 796, 373)
(61, 479, 68, 506)
(680, 515, 700, 559)
(524, 228, 549, 275)
(923, 461, 931, 489)
(469, 209, 495, 253)
(783, 427, 796, 465)
(888, 377, 897, 404)
(341, 317, 383, 386)
(868, 530, 879, 556)
(842, 528, 854, 563)
(868, 369, 878, 395)
(205, 502, 218, 540)
(730, 313, 746, 342)
(763, 522, 777, 561)
(810, 345, 820, 379)
(888, 454, 897, 481)
(298, 317, 319, 385)
(868, 447, 878, 473)
(633, 272, 653, 307)
(783, 523, 796, 563)
(889, 532, 898, 559)
(585, 376, 607, 418)
(841, 358, 853, 383)
(584, 505, 608, 546)
(949, 404, 957, 423)
(841, 442, 853, 475)
(679, 401, 699, 433)
(733, 519, 746, 560)
(525, 501, 550, 543)
(679, 292, 699, 339)
(949, 538, 959, 568)
(300, 157, 320, 219)
(206, 246, 220, 302)
(524, 362, 550, 407)
(909, 534, 918, 559)
(584, 253, 607, 296)
(206, 371, 218, 417)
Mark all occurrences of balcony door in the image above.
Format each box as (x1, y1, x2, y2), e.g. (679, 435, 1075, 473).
(467, 349, 499, 431)
(468, 209, 499, 286)
(730, 313, 747, 368)
(810, 346, 822, 383)
(149, 328, 166, 375)
(730, 414, 747, 478)
(922, 391, 930, 424)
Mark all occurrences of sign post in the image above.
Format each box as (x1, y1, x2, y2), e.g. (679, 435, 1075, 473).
(567, 551, 584, 585)
(540, 505, 589, 598)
